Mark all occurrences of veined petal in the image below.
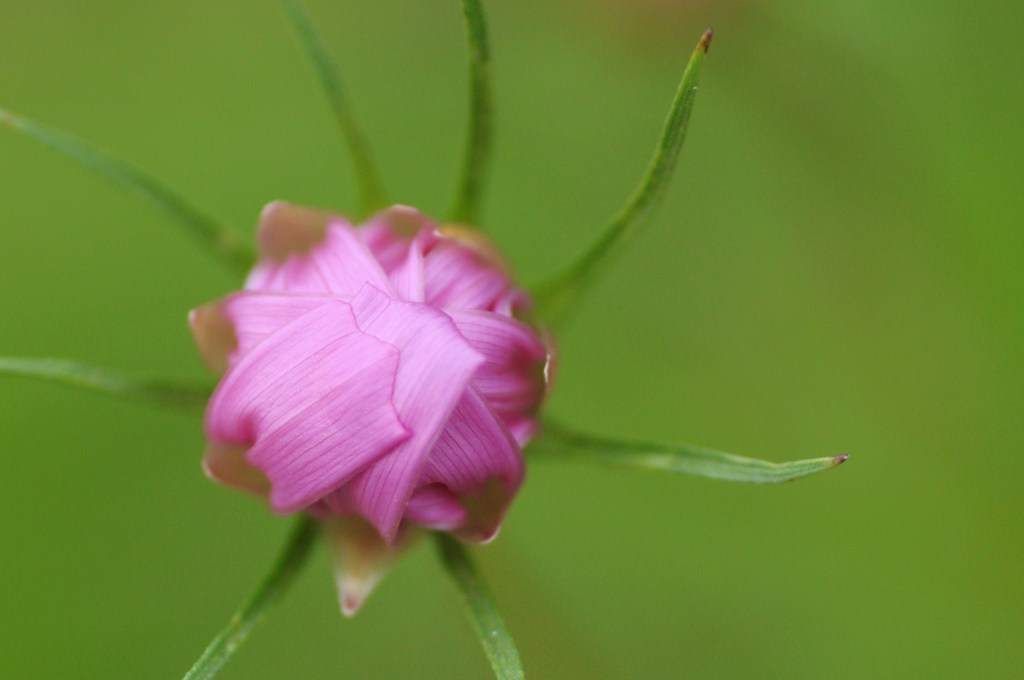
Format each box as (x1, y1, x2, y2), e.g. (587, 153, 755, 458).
(219, 292, 331, 363)
(323, 516, 419, 617)
(424, 241, 510, 311)
(404, 484, 468, 531)
(343, 284, 484, 542)
(446, 309, 548, 440)
(422, 388, 524, 543)
(247, 215, 395, 297)
(206, 299, 410, 511)
(361, 206, 441, 302)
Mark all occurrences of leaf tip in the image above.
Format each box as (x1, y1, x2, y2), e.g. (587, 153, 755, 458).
(831, 453, 850, 467)
(699, 28, 713, 53)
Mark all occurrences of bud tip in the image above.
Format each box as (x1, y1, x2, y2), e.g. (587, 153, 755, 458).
(832, 454, 850, 466)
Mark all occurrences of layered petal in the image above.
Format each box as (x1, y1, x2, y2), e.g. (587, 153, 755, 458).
(421, 388, 524, 542)
(225, 293, 329, 360)
(446, 308, 548, 442)
(247, 205, 394, 297)
(205, 299, 410, 511)
(403, 484, 468, 531)
(338, 284, 484, 541)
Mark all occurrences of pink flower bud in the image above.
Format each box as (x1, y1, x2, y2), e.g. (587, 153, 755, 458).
(190, 203, 551, 613)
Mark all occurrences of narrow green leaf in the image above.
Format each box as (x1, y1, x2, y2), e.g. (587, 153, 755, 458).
(449, 0, 494, 226)
(531, 29, 713, 326)
(434, 533, 525, 680)
(280, 0, 387, 216)
(529, 417, 848, 484)
(0, 357, 211, 413)
(0, 106, 255, 274)
(183, 516, 319, 680)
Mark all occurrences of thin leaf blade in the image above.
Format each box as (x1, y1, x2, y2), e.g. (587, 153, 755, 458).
(434, 533, 525, 680)
(532, 29, 713, 326)
(0, 107, 254, 273)
(529, 418, 848, 484)
(280, 0, 387, 216)
(0, 357, 211, 413)
(183, 516, 319, 680)
(449, 0, 494, 226)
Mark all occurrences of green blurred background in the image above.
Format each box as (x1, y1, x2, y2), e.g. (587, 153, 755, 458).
(1, 1, 1020, 678)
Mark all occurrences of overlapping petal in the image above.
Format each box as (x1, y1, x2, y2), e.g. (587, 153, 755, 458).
(447, 308, 549, 441)
(247, 203, 394, 297)
(196, 203, 550, 567)
(205, 299, 410, 511)
(339, 284, 485, 541)
(421, 387, 524, 542)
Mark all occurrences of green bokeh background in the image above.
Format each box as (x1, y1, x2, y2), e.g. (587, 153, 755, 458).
(1, 1, 1020, 678)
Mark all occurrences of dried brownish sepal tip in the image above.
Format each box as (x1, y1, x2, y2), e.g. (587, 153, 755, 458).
(700, 28, 713, 53)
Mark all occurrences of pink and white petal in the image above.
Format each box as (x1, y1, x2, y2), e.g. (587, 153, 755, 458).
(206, 299, 410, 511)
(446, 309, 548, 436)
(360, 205, 439, 272)
(345, 285, 484, 542)
(219, 292, 330, 363)
(246, 222, 395, 297)
(202, 441, 270, 498)
(404, 484, 468, 531)
(323, 516, 420, 617)
(385, 229, 430, 302)
(421, 387, 524, 543)
(423, 244, 510, 311)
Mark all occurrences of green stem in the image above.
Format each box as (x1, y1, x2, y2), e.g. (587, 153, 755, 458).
(449, 0, 494, 226)
(280, 0, 387, 216)
(531, 29, 713, 326)
(0, 107, 254, 274)
(183, 516, 319, 680)
(434, 533, 525, 680)
(0, 357, 211, 413)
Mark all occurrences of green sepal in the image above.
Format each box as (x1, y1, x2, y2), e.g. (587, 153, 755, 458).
(531, 29, 713, 326)
(528, 417, 848, 484)
(0, 357, 212, 413)
(280, 0, 387, 217)
(0, 106, 254, 274)
(434, 533, 525, 680)
(183, 516, 319, 680)
(449, 0, 494, 227)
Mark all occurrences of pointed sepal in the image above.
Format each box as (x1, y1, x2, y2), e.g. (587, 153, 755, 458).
(531, 28, 713, 326)
(323, 517, 419, 617)
(529, 417, 848, 484)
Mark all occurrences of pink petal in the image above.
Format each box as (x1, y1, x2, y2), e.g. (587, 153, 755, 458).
(386, 229, 429, 302)
(423, 242, 511, 310)
(219, 292, 330, 363)
(446, 309, 548, 441)
(404, 484, 468, 531)
(421, 387, 524, 543)
(340, 284, 484, 542)
(360, 205, 438, 272)
(247, 221, 395, 297)
(206, 299, 410, 512)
